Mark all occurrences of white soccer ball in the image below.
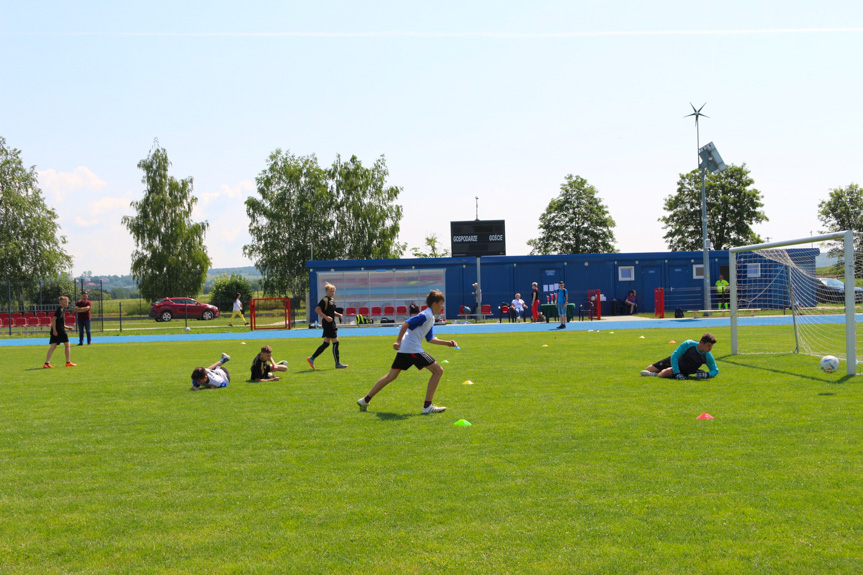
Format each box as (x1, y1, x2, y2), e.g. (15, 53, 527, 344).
(820, 355, 840, 374)
(185, 327, 191, 332)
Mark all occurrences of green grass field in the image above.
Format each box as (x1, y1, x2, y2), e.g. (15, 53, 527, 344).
(1, 327, 861, 573)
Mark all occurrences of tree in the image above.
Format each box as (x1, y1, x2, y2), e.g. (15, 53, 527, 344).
(0, 136, 72, 304)
(661, 164, 767, 251)
(122, 143, 211, 302)
(817, 183, 863, 260)
(528, 174, 616, 255)
(410, 233, 450, 258)
(209, 273, 253, 312)
(244, 150, 404, 300)
(329, 154, 405, 260)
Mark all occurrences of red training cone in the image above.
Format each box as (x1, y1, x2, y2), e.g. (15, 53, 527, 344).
(696, 413, 714, 420)
(668, 340, 677, 344)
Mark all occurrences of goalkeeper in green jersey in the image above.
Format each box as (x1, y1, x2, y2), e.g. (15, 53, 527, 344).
(641, 333, 718, 380)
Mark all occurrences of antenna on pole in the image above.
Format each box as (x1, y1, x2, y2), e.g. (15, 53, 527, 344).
(475, 196, 479, 221)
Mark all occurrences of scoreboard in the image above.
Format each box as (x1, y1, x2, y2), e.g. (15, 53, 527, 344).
(450, 220, 506, 257)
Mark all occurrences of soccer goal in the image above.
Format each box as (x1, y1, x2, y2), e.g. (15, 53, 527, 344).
(730, 231, 860, 375)
(250, 298, 291, 331)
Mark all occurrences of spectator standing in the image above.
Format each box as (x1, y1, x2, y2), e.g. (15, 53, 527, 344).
(715, 274, 729, 310)
(530, 282, 540, 322)
(556, 281, 569, 329)
(75, 290, 92, 345)
(44, 296, 76, 368)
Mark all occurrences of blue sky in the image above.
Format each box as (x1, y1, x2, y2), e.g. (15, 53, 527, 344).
(2, 1, 861, 276)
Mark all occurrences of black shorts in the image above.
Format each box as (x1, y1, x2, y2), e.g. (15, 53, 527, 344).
(322, 322, 338, 339)
(391, 352, 436, 371)
(49, 331, 69, 345)
(652, 356, 701, 376)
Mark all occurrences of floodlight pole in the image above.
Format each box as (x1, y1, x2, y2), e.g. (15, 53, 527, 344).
(701, 166, 711, 312)
(686, 103, 712, 312)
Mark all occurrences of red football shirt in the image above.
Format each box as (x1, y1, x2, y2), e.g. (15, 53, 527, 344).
(76, 298, 91, 321)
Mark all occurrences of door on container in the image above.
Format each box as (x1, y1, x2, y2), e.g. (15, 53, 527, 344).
(639, 266, 662, 313)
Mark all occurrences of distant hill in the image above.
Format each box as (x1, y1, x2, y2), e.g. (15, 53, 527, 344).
(206, 266, 262, 282)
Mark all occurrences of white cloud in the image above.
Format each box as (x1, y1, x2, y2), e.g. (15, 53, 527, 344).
(90, 192, 133, 216)
(38, 166, 107, 202)
(74, 216, 99, 228)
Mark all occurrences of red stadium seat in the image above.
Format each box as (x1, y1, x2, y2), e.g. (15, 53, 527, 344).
(0, 317, 6, 327)
(36, 311, 47, 318)
(383, 305, 395, 316)
(14, 317, 26, 327)
(39, 317, 53, 327)
(24, 312, 35, 319)
(27, 317, 40, 327)
(458, 305, 472, 321)
(344, 307, 357, 318)
(12, 312, 22, 319)
(396, 305, 408, 316)
(358, 306, 370, 317)
(481, 304, 492, 319)
(371, 306, 382, 317)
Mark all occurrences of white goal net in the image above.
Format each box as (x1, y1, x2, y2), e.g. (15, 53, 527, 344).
(730, 231, 861, 375)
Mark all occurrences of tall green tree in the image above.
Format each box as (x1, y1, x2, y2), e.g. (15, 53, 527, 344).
(330, 154, 404, 260)
(410, 233, 450, 258)
(817, 182, 863, 259)
(528, 174, 616, 255)
(209, 273, 253, 312)
(244, 150, 330, 300)
(661, 164, 767, 251)
(244, 151, 404, 300)
(122, 143, 211, 302)
(0, 136, 72, 304)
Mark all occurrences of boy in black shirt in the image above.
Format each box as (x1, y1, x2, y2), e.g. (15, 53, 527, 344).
(307, 283, 347, 369)
(250, 345, 288, 382)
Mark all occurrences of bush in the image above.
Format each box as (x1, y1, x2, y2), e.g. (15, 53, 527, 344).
(209, 274, 253, 312)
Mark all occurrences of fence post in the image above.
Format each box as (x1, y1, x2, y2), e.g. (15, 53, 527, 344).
(119, 302, 122, 333)
(184, 302, 188, 329)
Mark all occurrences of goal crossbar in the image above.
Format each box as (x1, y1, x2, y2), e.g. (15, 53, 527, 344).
(729, 230, 856, 375)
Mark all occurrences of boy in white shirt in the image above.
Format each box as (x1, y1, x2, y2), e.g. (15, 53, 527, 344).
(357, 290, 457, 414)
(190, 353, 232, 390)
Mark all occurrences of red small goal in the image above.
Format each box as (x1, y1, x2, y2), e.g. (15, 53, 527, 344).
(250, 298, 291, 330)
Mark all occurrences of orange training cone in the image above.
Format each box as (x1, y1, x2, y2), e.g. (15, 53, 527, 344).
(668, 340, 677, 344)
(697, 413, 714, 420)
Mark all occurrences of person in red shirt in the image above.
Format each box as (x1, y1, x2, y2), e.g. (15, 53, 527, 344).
(75, 291, 92, 345)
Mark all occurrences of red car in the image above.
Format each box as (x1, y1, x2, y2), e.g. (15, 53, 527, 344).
(149, 297, 220, 322)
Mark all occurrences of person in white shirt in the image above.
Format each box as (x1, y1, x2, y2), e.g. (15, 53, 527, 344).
(511, 293, 526, 322)
(229, 293, 247, 327)
(357, 290, 458, 414)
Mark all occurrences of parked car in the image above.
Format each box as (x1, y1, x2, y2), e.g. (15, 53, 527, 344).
(815, 277, 863, 304)
(149, 297, 220, 322)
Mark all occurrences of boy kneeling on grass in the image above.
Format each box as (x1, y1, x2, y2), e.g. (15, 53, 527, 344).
(641, 333, 718, 380)
(357, 289, 457, 414)
(190, 353, 231, 390)
(250, 345, 289, 382)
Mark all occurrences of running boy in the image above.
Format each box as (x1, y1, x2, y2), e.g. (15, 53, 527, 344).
(357, 289, 457, 414)
(307, 283, 347, 369)
(641, 333, 718, 379)
(250, 345, 289, 382)
(44, 295, 76, 367)
(190, 353, 231, 390)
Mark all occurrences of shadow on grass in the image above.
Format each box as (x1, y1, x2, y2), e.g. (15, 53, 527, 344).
(373, 411, 419, 421)
(716, 355, 855, 384)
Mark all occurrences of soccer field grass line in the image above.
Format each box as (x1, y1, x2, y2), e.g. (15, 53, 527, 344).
(0, 314, 824, 348)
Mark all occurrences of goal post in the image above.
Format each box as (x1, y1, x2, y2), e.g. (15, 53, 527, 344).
(730, 230, 857, 375)
(250, 298, 291, 331)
